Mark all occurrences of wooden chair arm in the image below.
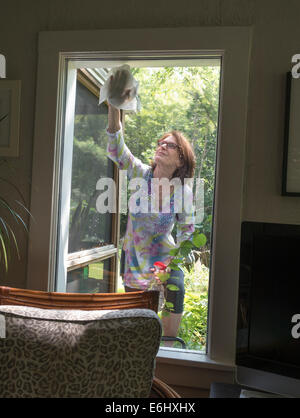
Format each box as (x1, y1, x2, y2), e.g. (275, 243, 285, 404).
(150, 377, 181, 398)
(0, 286, 159, 312)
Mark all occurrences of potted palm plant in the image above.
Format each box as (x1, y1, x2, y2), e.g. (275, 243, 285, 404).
(0, 175, 31, 273)
(0, 114, 30, 274)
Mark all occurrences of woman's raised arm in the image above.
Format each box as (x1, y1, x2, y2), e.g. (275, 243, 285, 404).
(106, 104, 149, 179)
(107, 104, 121, 133)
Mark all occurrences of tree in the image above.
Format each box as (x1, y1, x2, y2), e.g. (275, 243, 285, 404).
(123, 66, 220, 254)
(70, 65, 220, 259)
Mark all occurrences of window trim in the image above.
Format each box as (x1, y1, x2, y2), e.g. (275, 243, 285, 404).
(77, 69, 102, 98)
(27, 27, 252, 367)
(66, 245, 117, 271)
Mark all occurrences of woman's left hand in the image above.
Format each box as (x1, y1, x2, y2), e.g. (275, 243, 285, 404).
(149, 267, 162, 285)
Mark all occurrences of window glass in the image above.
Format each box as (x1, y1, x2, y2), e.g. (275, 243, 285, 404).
(122, 64, 221, 351)
(66, 258, 112, 293)
(59, 62, 221, 352)
(68, 81, 114, 253)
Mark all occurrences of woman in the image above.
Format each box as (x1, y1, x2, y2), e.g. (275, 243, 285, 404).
(107, 103, 196, 346)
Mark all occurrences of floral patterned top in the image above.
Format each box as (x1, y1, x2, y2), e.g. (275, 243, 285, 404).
(106, 126, 195, 290)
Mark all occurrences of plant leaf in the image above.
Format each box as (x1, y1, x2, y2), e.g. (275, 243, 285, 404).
(157, 272, 169, 283)
(0, 197, 29, 233)
(166, 284, 179, 291)
(6, 224, 20, 260)
(0, 230, 8, 272)
(0, 216, 20, 261)
(167, 263, 181, 271)
(179, 245, 192, 257)
(15, 200, 35, 222)
(192, 232, 207, 248)
(171, 258, 183, 264)
(0, 216, 10, 243)
(13, 212, 29, 233)
(0, 197, 21, 223)
(180, 240, 194, 249)
(169, 248, 179, 257)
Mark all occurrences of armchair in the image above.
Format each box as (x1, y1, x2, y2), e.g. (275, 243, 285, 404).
(0, 286, 180, 398)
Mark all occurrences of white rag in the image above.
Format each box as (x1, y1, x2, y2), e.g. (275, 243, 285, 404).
(99, 64, 140, 112)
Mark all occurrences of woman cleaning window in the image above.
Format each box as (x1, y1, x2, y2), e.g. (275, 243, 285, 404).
(106, 70, 196, 346)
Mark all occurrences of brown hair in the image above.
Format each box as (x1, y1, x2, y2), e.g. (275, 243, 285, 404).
(151, 130, 196, 184)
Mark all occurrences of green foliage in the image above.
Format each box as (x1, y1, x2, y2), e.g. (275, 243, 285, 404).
(0, 168, 31, 272)
(157, 223, 210, 347)
(124, 66, 220, 253)
(156, 228, 207, 332)
(167, 229, 207, 273)
(158, 263, 209, 350)
(178, 290, 208, 351)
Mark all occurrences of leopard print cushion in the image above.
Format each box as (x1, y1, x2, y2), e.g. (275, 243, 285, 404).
(0, 306, 162, 398)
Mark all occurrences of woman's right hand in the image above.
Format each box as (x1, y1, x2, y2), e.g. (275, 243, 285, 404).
(109, 73, 131, 101)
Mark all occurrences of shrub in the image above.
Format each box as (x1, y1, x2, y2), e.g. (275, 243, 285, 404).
(178, 290, 208, 351)
(159, 263, 209, 350)
(178, 263, 209, 350)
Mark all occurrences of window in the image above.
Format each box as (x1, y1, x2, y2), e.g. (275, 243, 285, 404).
(56, 59, 221, 354)
(117, 64, 221, 353)
(28, 27, 251, 366)
(55, 68, 119, 293)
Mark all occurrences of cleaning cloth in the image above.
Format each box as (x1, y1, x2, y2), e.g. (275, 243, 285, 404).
(99, 64, 140, 112)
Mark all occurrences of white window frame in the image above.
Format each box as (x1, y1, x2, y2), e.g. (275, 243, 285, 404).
(27, 27, 251, 367)
(55, 62, 118, 292)
(57, 56, 220, 294)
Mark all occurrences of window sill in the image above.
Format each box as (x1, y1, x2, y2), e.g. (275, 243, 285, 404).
(156, 347, 235, 372)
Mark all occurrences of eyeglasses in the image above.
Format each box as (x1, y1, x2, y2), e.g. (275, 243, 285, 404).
(157, 141, 179, 150)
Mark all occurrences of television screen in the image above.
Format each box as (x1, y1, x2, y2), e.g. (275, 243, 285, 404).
(236, 222, 300, 382)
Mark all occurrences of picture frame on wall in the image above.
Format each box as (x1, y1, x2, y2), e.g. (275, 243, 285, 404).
(282, 72, 300, 196)
(0, 80, 21, 157)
